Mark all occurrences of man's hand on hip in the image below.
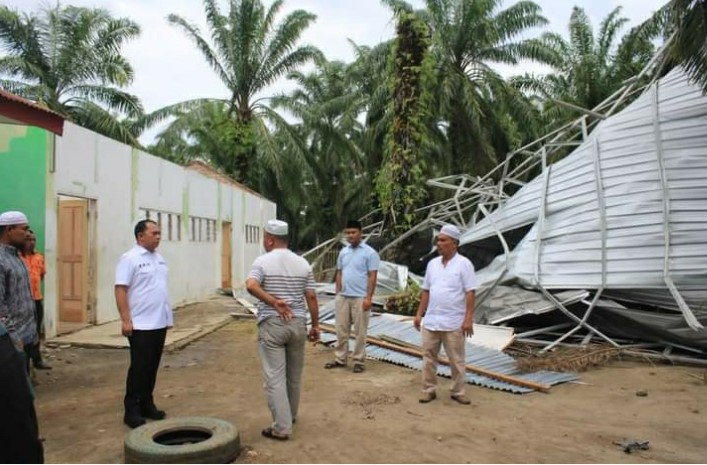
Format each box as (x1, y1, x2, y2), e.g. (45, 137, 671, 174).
(273, 299, 294, 321)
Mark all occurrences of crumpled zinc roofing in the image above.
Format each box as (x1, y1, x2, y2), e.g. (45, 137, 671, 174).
(318, 260, 422, 303)
(318, 304, 578, 394)
(459, 70, 707, 315)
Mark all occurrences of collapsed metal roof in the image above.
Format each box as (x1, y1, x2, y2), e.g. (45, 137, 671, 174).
(304, 40, 707, 359)
(462, 69, 707, 331)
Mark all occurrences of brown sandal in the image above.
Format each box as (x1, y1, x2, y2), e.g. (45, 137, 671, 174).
(324, 361, 346, 369)
(262, 427, 289, 441)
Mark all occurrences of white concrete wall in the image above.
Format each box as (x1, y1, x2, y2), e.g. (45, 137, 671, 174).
(43, 121, 276, 337)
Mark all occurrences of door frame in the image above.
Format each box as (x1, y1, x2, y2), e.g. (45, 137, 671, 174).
(56, 194, 97, 325)
(221, 221, 233, 290)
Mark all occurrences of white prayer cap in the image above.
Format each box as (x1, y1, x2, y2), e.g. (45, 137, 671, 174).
(439, 224, 461, 241)
(265, 219, 288, 236)
(0, 211, 29, 226)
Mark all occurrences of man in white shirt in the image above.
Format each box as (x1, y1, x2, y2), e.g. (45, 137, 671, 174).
(115, 220, 173, 428)
(414, 224, 475, 405)
(246, 220, 320, 441)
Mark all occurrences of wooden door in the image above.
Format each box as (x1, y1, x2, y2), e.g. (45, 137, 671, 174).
(58, 199, 88, 323)
(221, 222, 232, 289)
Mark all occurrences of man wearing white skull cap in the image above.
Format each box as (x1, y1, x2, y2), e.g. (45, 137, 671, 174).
(264, 219, 289, 236)
(414, 224, 476, 405)
(246, 219, 320, 441)
(0, 210, 44, 462)
(0, 210, 37, 353)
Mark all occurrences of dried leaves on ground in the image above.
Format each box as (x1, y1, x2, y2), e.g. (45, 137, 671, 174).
(508, 342, 624, 373)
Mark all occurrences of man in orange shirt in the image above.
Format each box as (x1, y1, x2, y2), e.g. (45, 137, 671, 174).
(21, 230, 51, 371)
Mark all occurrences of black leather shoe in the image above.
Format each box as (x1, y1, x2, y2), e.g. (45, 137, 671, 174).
(141, 405, 166, 420)
(124, 414, 146, 428)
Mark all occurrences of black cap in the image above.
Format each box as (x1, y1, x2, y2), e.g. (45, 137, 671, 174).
(346, 220, 362, 230)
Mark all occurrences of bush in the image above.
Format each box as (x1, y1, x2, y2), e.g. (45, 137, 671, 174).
(383, 279, 421, 316)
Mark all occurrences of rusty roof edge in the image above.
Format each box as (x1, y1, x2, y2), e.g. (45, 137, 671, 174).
(185, 160, 273, 202)
(0, 89, 66, 120)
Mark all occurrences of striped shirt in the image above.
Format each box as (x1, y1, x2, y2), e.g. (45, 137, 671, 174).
(248, 248, 316, 322)
(0, 244, 37, 345)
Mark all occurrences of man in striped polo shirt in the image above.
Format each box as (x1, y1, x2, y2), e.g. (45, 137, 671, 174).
(246, 220, 320, 441)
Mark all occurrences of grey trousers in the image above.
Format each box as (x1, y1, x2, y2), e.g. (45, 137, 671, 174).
(257, 317, 306, 435)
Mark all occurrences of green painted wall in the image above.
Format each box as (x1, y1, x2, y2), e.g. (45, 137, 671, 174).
(0, 124, 48, 252)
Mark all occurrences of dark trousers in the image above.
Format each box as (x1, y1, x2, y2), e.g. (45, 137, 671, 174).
(25, 300, 44, 370)
(0, 333, 44, 463)
(124, 328, 167, 415)
(23, 300, 45, 373)
(34, 300, 44, 336)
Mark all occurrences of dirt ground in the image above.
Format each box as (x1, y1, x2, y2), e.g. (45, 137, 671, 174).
(35, 319, 707, 464)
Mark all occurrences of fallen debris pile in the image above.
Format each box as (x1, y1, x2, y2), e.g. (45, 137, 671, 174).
(315, 304, 578, 394)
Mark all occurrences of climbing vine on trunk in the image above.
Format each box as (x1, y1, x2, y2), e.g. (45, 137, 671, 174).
(376, 8, 434, 237)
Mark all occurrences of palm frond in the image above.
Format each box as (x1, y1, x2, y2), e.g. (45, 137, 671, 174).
(670, 0, 707, 92)
(66, 84, 143, 118)
(597, 6, 628, 62)
(568, 7, 595, 59)
(69, 101, 140, 145)
(167, 13, 231, 88)
(493, 0, 548, 43)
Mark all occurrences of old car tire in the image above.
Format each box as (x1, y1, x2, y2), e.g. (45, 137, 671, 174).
(124, 417, 240, 464)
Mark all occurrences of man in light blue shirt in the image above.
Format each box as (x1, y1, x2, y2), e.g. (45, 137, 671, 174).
(324, 220, 379, 373)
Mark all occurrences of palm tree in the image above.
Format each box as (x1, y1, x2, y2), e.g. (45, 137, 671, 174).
(376, 5, 435, 234)
(669, 0, 707, 92)
(270, 59, 368, 247)
(512, 6, 656, 128)
(158, 0, 322, 185)
(146, 101, 234, 165)
(0, 3, 143, 144)
(638, 0, 707, 93)
(347, 39, 395, 184)
(422, 0, 552, 176)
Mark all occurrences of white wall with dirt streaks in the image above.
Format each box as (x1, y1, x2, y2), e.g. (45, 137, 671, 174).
(42, 121, 276, 337)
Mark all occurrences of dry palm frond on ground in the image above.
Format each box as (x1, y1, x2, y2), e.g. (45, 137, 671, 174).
(509, 343, 624, 373)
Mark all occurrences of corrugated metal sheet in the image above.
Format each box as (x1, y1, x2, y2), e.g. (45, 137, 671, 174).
(459, 70, 707, 317)
(319, 307, 578, 394)
(317, 260, 422, 306)
(478, 286, 588, 325)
